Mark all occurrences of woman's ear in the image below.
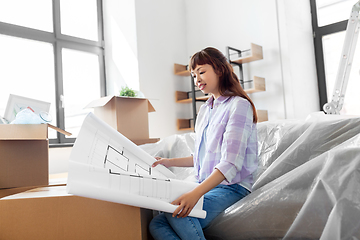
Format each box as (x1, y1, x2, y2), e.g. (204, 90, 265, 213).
(215, 67, 224, 77)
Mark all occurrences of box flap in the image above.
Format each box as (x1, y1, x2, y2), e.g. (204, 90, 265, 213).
(47, 124, 72, 136)
(147, 99, 155, 112)
(0, 124, 48, 140)
(114, 96, 156, 113)
(86, 96, 155, 112)
(0, 124, 71, 140)
(84, 96, 115, 108)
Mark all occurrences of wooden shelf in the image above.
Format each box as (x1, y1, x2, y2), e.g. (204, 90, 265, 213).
(245, 76, 266, 94)
(176, 78, 265, 103)
(175, 91, 209, 103)
(195, 96, 209, 101)
(176, 110, 267, 131)
(175, 91, 190, 103)
(176, 76, 265, 103)
(177, 119, 194, 131)
(174, 63, 190, 76)
(230, 43, 263, 64)
(257, 110, 268, 122)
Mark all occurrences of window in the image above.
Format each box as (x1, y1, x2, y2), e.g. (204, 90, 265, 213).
(311, 0, 360, 114)
(0, 0, 105, 145)
(316, 0, 356, 26)
(0, 0, 53, 32)
(60, 0, 99, 41)
(62, 48, 101, 137)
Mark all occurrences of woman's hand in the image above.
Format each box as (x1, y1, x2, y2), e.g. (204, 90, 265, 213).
(170, 169, 226, 218)
(152, 156, 194, 168)
(171, 190, 202, 218)
(152, 157, 172, 168)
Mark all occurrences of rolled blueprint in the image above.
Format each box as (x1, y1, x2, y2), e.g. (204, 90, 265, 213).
(67, 112, 206, 219)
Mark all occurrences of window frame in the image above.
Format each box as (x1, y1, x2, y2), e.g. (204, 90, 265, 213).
(310, 0, 348, 110)
(0, 0, 106, 146)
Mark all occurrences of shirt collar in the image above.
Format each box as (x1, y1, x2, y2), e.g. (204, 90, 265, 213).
(205, 95, 231, 108)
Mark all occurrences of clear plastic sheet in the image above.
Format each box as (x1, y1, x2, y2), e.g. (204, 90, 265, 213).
(140, 133, 197, 182)
(140, 112, 360, 239)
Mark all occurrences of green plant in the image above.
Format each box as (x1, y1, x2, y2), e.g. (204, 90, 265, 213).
(119, 86, 136, 97)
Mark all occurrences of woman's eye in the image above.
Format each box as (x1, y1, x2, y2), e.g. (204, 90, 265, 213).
(200, 72, 205, 74)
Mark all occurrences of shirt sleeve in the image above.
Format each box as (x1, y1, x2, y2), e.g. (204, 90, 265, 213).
(215, 98, 254, 183)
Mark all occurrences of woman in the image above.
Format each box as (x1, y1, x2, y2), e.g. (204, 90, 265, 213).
(149, 47, 258, 239)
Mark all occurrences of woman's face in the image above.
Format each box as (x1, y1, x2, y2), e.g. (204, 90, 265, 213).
(191, 64, 220, 99)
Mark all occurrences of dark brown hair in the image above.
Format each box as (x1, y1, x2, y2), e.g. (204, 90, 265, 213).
(189, 47, 258, 123)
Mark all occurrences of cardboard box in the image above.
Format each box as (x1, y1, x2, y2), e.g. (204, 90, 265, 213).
(0, 124, 70, 189)
(0, 185, 42, 199)
(0, 124, 49, 189)
(86, 96, 159, 145)
(0, 172, 68, 199)
(0, 186, 153, 240)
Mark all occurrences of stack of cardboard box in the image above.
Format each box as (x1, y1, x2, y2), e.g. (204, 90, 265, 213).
(0, 96, 156, 239)
(0, 95, 68, 199)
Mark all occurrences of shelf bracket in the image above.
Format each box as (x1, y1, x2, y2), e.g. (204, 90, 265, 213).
(190, 76, 197, 125)
(226, 46, 245, 88)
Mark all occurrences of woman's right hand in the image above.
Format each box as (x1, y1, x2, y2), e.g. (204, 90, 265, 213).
(152, 157, 172, 168)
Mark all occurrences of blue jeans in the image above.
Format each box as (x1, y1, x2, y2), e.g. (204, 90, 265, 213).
(149, 184, 250, 240)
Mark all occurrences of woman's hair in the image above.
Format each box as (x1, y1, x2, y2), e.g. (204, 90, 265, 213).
(189, 47, 258, 123)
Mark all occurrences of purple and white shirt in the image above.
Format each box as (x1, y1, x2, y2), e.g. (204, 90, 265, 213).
(193, 95, 258, 191)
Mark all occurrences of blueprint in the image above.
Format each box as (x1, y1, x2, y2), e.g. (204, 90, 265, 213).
(66, 113, 206, 219)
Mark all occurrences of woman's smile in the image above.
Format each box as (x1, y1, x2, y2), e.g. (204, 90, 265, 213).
(198, 83, 206, 90)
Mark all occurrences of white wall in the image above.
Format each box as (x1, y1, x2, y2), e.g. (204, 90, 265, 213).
(103, 0, 319, 140)
(135, 0, 192, 140)
(276, 0, 319, 118)
(133, 0, 318, 138)
(49, 147, 72, 174)
(183, 0, 319, 121)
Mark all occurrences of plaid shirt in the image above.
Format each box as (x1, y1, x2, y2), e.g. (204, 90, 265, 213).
(193, 95, 258, 191)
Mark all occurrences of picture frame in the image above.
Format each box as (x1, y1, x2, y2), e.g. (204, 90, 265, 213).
(4, 94, 51, 123)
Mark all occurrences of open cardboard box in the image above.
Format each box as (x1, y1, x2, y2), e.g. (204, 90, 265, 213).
(86, 96, 159, 145)
(0, 172, 68, 199)
(0, 186, 153, 240)
(0, 124, 71, 189)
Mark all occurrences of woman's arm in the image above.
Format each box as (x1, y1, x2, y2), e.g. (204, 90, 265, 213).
(152, 156, 194, 168)
(171, 169, 226, 218)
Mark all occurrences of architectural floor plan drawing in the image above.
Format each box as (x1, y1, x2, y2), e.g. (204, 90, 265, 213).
(105, 145, 130, 171)
(104, 145, 152, 176)
(108, 169, 171, 201)
(67, 113, 206, 219)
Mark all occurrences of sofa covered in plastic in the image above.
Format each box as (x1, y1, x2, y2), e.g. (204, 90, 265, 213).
(140, 112, 360, 240)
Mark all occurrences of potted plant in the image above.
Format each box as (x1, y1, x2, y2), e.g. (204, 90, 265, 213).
(120, 86, 137, 97)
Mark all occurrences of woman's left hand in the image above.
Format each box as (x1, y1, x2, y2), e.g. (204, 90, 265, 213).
(171, 190, 202, 218)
